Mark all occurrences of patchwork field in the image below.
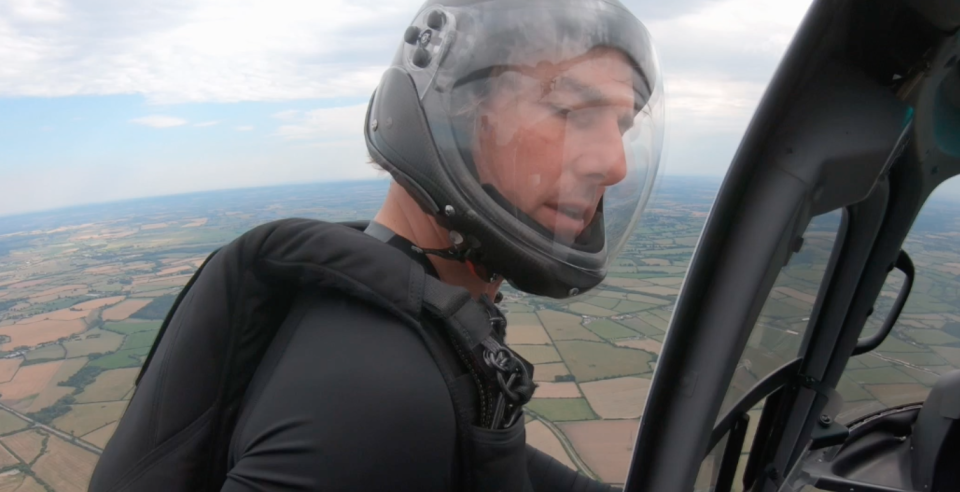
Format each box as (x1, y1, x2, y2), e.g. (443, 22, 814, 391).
(555, 341, 653, 382)
(524, 420, 576, 470)
(32, 435, 99, 492)
(1, 430, 45, 464)
(75, 368, 140, 403)
(559, 420, 640, 483)
(81, 422, 118, 449)
(0, 319, 87, 350)
(579, 377, 652, 419)
(102, 299, 152, 321)
(52, 401, 129, 436)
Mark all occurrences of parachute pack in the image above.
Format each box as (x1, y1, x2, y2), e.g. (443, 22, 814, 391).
(87, 218, 536, 492)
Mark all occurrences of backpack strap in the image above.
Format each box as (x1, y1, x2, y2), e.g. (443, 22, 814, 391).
(420, 275, 537, 430)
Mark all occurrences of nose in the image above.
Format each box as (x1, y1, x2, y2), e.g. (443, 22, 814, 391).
(568, 112, 628, 186)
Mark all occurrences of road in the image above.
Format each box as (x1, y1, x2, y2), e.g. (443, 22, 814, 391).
(0, 401, 102, 455)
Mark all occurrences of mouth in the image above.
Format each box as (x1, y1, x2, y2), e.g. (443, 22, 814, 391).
(543, 202, 592, 239)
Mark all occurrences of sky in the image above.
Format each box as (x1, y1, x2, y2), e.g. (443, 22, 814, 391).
(0, 0, 822, 216)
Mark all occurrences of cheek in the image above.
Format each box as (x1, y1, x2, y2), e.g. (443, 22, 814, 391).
(486, 114, 566, 210)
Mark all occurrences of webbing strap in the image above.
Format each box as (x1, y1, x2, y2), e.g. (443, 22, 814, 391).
(421, 275, 493, 350)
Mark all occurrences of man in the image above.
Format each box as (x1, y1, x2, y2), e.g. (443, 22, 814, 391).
(90, 0, 664, 490)
(222, 0, 662, 489)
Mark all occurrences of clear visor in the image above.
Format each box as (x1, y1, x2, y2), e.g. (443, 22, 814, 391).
(402, 0, 664, 270)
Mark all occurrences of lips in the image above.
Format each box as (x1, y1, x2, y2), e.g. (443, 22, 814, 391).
(543, 201, 592, 239)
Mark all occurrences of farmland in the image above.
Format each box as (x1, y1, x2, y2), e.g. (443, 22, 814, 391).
(1, 175, 958, 490)
(0, 181, 392, 490)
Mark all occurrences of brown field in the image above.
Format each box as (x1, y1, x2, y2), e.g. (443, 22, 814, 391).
(22, 387, 74, 414)
(0, 319, 87, 350)
(533, 363, 571, 382)
(625, 293, 671, 305)
(29, 290, 89, 304)
(32, 435, 99, 492)
(102, 299, 152, 321)
(532, 382, 582, 399)
(505, 313, 552, 345)
(512, 345, 563, 364)
(559, 419, 640, 483)
(615, 339, 663, 354)
(566, 302, 619, 317)
(70, 296, 126, 311)
(0, 471, 27, 492)
(62, 329, 124, 358)
(15, 476, 45, 492)
(0, 443, 19, 468)
(641, 258, 671, 266)
(156, 265, 194, 276)
(0, 360, 22, 384)
(0, 360, 65, 401)
(52, 401, 129, 436)
(141, 223, 169, 230)
(15, 308, 87, 323)
(506, 325, 552, 345)
(28, 285, 87, 300)
(525, 420, 576, 470)
(603, 277, 653, 289)
(579, 377, 651, 419)
(82, 422, 118, 449)
(6, 280, 49, 290)
(132, 274, 191, 286)
(84, 265, 121, 275)
(1, 430, 45, 463)
(538, 310, 602, 342)
(866, 384, 931, 408)
(20, 358, 88, 413)
(773, 287, 817, 304)
(631, 285, 681, 296)
(75, 367, 140, 403)
(182, 218, 208, 228)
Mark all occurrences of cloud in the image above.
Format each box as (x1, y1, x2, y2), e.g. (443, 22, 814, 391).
(0, 0, 750, 105)
(129, 115, 188, 128)
(274, 104, 367, 141)
(236, 125, 254, 131)
(272, 109, 301, 120)
(193, 120, 220, 127)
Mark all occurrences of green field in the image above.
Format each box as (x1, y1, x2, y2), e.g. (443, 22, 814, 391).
(555, 341, 653, 382)
(512, 345, 563, 364)
(102, 321, 162, 335)
(89, 347, 152, 369)
(25, 344, 66, 362)
(119, 330, 159, 351)
(0, 409, 28, 436)
(526, 398, 599, 421)
(584, 320, 640, 340)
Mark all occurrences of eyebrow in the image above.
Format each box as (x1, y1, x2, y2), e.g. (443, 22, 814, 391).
(553, 75, 642, 113)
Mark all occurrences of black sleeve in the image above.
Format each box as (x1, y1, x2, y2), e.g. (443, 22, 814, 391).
(526, 445, 622, 492)
(221, 290, 459, 492)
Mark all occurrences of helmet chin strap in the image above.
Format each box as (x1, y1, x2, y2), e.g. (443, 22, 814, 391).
(412, 241, 502, 285)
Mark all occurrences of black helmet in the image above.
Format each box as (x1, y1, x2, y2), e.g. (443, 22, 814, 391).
(364, 0, 665, 298)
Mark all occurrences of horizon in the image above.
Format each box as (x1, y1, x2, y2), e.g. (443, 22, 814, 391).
(0, 0, 816, 217)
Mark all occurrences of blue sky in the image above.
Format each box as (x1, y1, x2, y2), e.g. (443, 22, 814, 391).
(0, 0, 822, 216)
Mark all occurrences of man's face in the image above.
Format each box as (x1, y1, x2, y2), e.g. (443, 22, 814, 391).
(474, 48, 636, 243)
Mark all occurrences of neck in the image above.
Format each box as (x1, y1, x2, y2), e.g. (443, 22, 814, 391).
(374, 181, 502, 300)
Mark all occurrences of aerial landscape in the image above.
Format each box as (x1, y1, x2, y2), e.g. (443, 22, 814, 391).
(0, 176, 958, 490)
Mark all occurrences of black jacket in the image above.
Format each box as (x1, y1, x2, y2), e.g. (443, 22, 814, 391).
(88, 219, 617, 492)
(222, 287, 615, 491)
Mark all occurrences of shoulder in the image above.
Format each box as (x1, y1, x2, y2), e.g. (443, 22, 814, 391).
(227, 288, 458, 489)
